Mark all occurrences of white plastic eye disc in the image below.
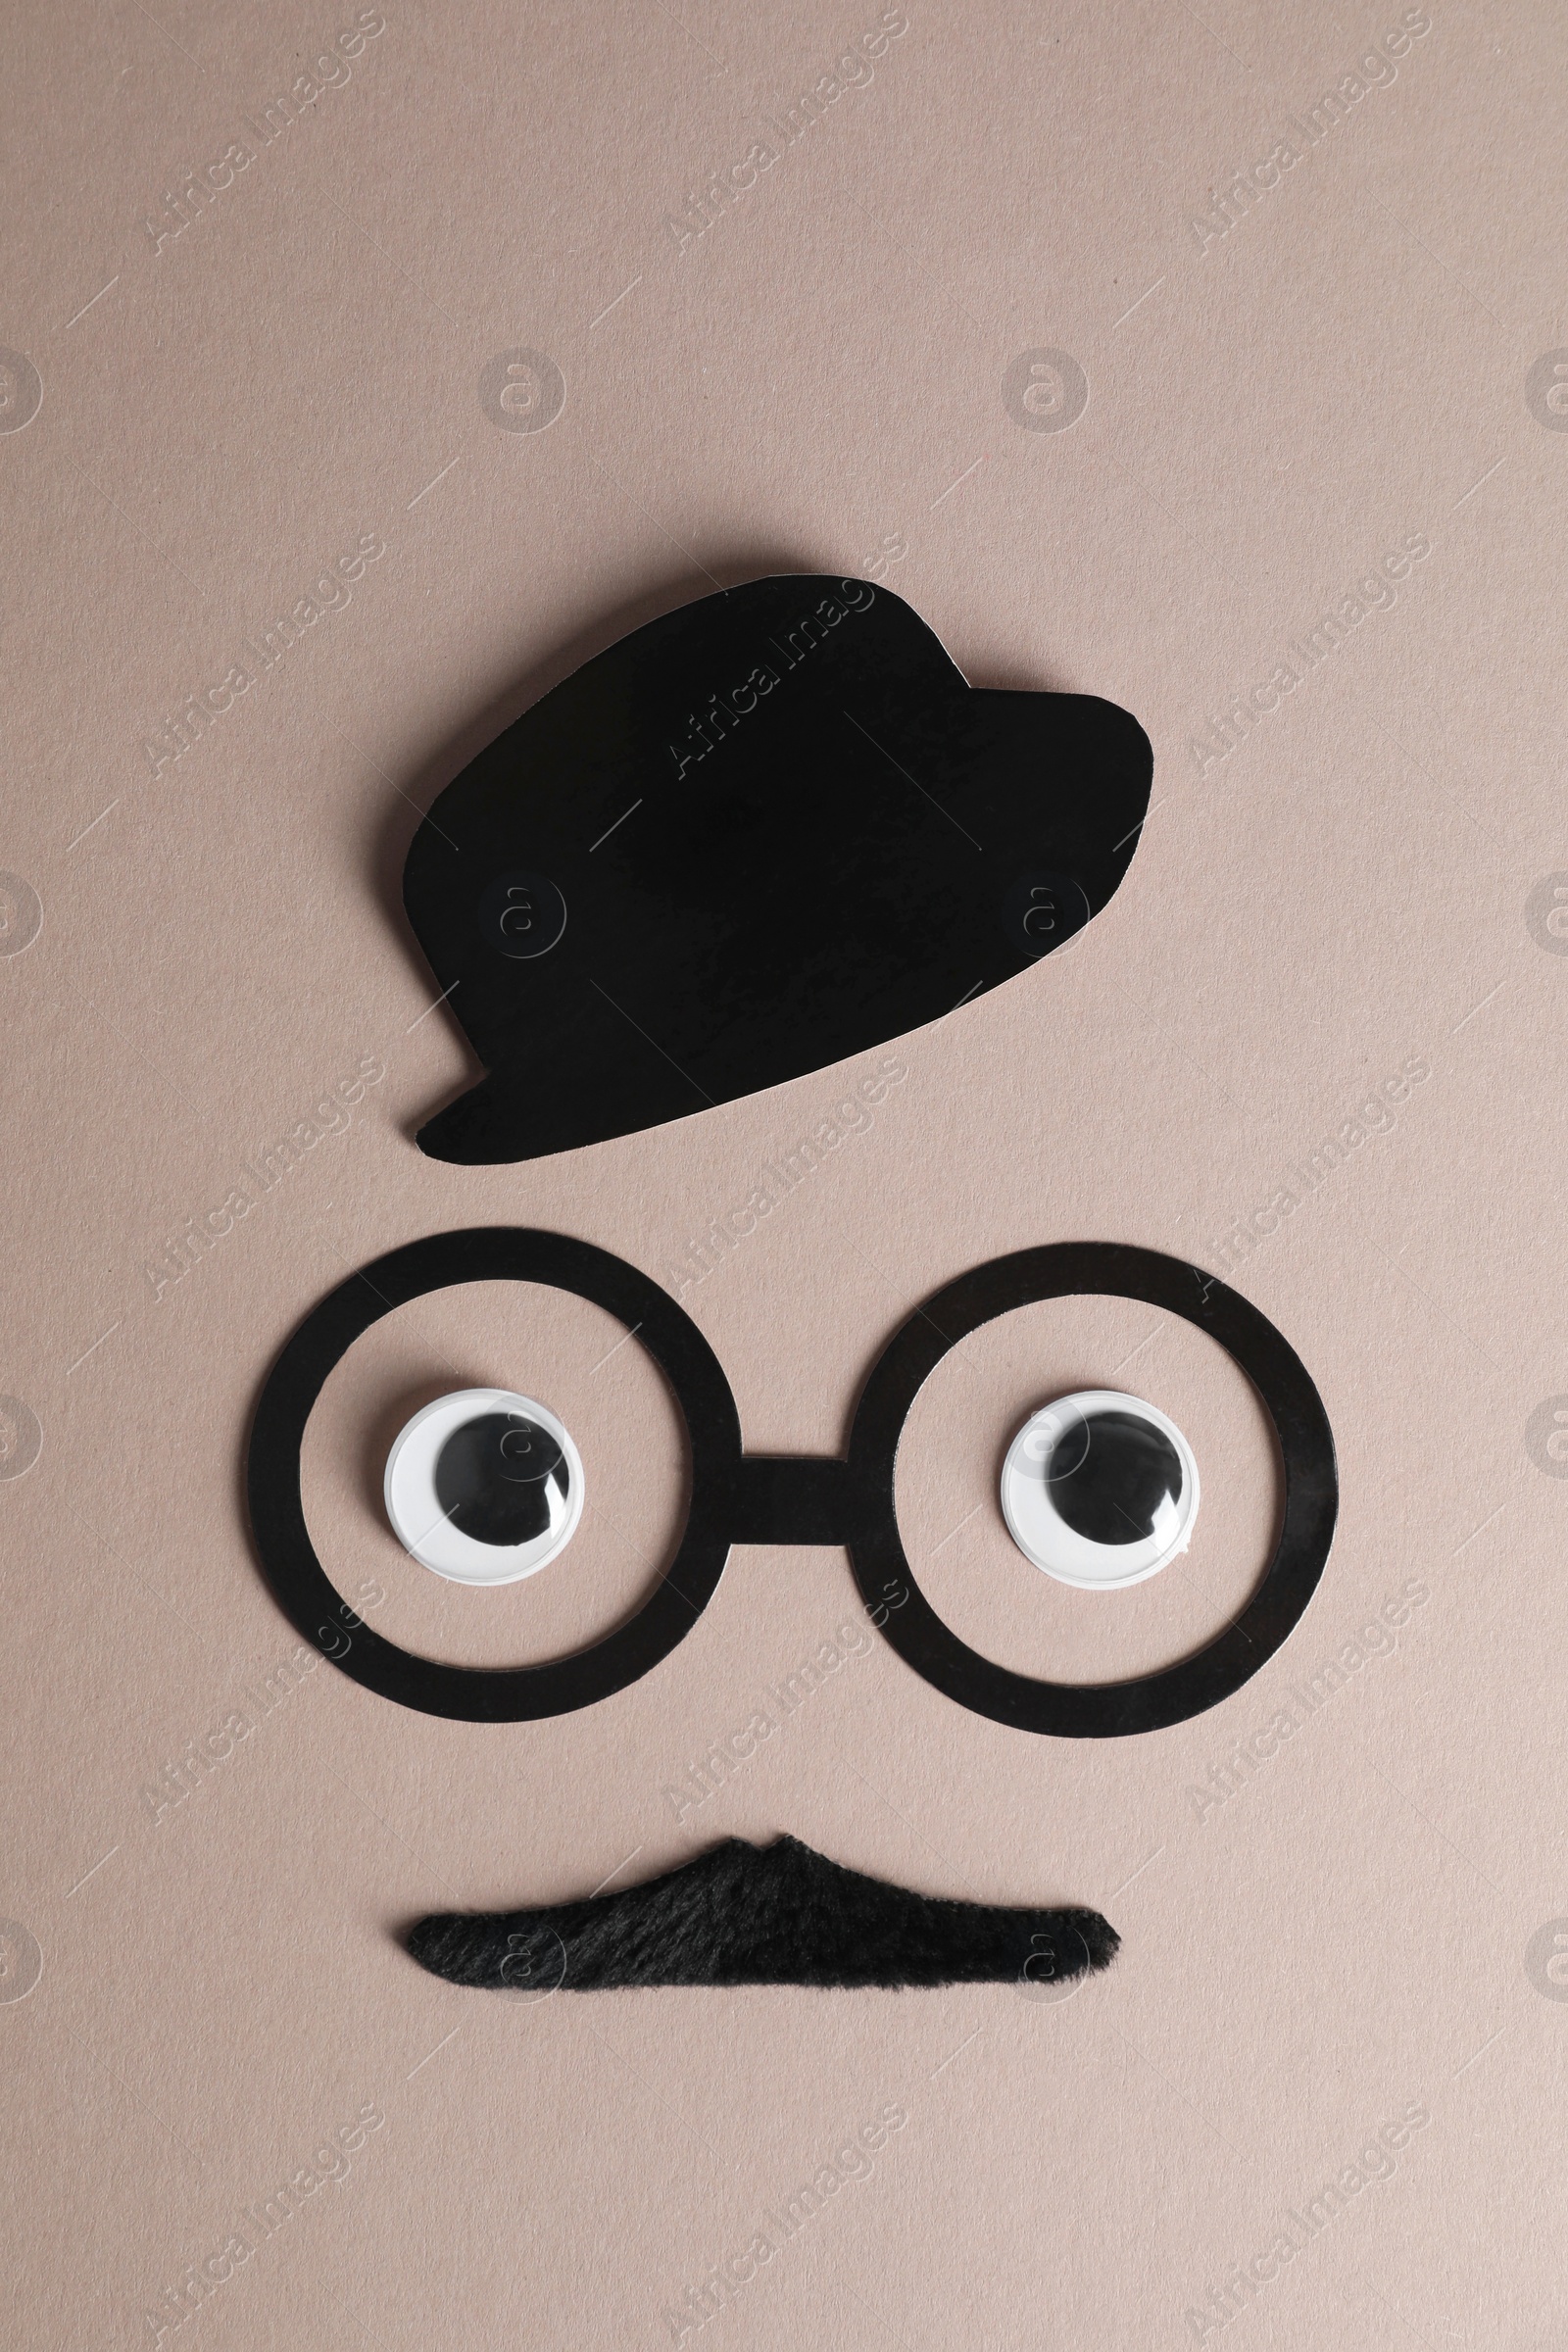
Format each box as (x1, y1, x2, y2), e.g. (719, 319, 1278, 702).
(1001, 1391, 1199, 1591)
(384, 1390, 584, 1586)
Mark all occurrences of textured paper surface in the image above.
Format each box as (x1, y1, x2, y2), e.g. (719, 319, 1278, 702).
(3, 3, 1566, 2344)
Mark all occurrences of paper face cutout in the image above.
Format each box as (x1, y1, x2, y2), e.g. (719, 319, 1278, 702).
(402, 576, 1153, 1164)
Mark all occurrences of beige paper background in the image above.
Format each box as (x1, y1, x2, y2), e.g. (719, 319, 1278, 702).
(3, 2, 1567, 2343)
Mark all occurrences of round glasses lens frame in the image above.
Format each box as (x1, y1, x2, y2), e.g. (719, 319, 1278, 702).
(843, 1241, 1338, 1737)
(246, 1228, 741, 1723)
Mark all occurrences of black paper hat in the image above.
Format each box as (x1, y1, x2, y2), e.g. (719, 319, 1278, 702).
(404, 575, 1152, 1164)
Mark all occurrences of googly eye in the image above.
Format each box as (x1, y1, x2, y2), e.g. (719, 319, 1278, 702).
(1001, 1391, 1199, 1590)
(383, 1389, 584, 1586)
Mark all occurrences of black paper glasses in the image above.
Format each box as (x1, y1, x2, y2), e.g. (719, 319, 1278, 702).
(246, 1229, 1336, 1735)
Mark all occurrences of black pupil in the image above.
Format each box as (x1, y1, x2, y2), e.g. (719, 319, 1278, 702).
(1046, 1409, 1182, 1545)
(434, 1412, 567, 1547)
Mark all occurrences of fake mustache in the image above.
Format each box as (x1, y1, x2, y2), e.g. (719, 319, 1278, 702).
(406, 1836, 1118, 1992)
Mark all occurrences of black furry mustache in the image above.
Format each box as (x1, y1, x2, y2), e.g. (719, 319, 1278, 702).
(406, 1836, 1118, 1992)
